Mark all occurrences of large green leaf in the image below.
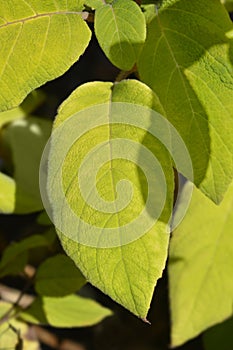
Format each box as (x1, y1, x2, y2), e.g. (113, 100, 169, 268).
(20, 295, 112, 327)
(138, 0, 233, 203)
(0, 116, 52, 213)
(95, 0, 146, 70)
(35, 254, 86, 296)
(0, 0, 91, 112)
(169, 181, 233, 347)
(46, 79, 176, 318)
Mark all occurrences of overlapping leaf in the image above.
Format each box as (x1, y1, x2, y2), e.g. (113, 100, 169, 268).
(20, 295, 112, 327)
(95, 0, 146, 70)
(35, 254, 86, 296)
(138, 0, 233, 203)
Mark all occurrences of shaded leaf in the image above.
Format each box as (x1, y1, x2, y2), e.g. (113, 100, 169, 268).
(37, 211, 52, 226)
(0, 231, 55, 278)
(0, 116, 52, 213)
(35, 254, 86, 297)
(203, 317, 233, 350)
(20, 295, 112, 327)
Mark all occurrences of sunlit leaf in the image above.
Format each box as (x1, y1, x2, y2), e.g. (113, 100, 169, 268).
(169, 182, 233, 346)
(0, 0, 91, 111)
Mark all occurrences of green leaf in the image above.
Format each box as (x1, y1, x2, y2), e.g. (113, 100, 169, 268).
(221, 0, 233, 12)
(20, 295, 112, 327)
(0, 172, 16, 214)
(47, 79, 175, 318)
(0, 318, 40, 350)
(0, 231, 55, 278)
(37, 211, 52, 226)
(95, 0, 146, 70)
(85, 0, 104, 9)
(141, 4, 157, 24)
(138, 0, 233, 203)
(35, 254, 86, 296)
(0, 90, 45, 129)
(203, 317, 233, 350)
(0, 107, 26, 129)
(0, 0, 91, 112)
(0, 301, 12, 318)
(0, 116, 52, 213)
(169, 181, 233, 347)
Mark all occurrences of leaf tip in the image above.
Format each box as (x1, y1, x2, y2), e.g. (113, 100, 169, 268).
(141, 317, 151, 325)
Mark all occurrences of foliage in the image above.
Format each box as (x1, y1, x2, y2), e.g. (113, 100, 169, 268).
(0, 0, 232, 348)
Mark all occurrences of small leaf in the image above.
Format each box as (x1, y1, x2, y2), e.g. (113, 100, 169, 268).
(0, 0, 91, 111)
(37, 211, 52, 226)
(138, 0, 233, 203)
(20, 295, 112, 327)
(85, 0, 104, 9)
(141, 4, 157, 24)
(35, 254, 86, 297)
(0, 232, 55, 278)
(47, 79, 175, 318)
(95, 0, 146, 70)
(169, 182, 233, 347)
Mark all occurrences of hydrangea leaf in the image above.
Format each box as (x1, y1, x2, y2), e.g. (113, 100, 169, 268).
(20, 295, 112, 327)
(0, 0, 91, 111)
(95, 0, 146, 70)
(138, 0, 233, 203)
(169, 182, 233, 346)
(35, 254, 86, 297)
(47, 79, 175, 318)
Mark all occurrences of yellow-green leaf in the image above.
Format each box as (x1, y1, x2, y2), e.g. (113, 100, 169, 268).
(0, 0, 91, 111)
(138, 0, 233, 203)
(45, 79, 178, 318)
(20, 295, 112, 327)
(169, 182, 233, 346)
(95, 0, 146, 70)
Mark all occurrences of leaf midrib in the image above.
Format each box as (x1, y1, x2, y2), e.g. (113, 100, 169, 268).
(0, 11, 83, 29)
